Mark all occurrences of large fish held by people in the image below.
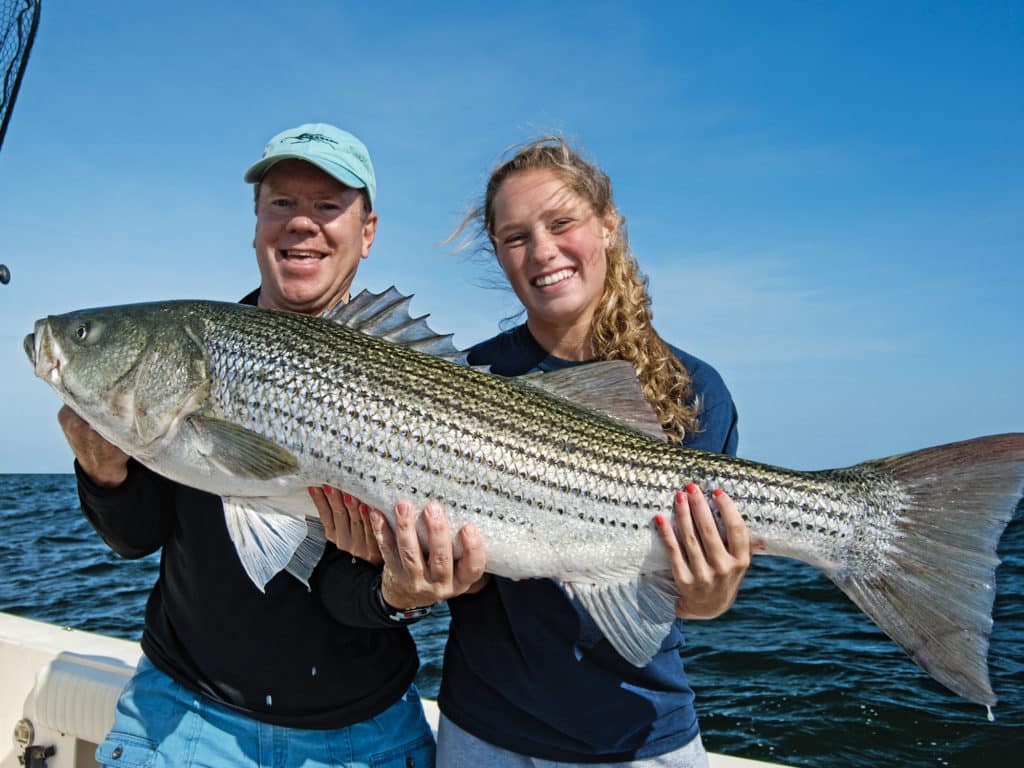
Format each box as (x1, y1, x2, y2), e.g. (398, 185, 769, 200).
(24, 288, 1024, 708)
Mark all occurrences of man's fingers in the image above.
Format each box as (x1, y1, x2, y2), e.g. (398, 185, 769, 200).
(391, 501, 425, 577)
(454, 523, 486, 589)
(422, 503, 454, 584)
(370, 508, 398, 562)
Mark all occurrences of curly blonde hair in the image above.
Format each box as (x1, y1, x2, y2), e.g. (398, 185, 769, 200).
(455, 136, 699, 441)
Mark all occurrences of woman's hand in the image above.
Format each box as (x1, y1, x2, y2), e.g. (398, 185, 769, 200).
(372, 500, 487, 609)
(654, 484, 750, 619)
(308, 486, 383, 566)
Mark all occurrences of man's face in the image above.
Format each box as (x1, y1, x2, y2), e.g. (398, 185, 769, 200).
(253, 159, 377, 316)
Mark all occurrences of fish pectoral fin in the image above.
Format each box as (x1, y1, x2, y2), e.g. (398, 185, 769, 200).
(223, 498, 325, 591)
(566, 571, 679, 667)
(189, 416, 299, 479)
(519, 362, 667, 442)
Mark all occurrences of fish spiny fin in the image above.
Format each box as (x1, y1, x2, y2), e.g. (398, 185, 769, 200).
(188, 416, 299, 479)
(519, 361, 667, 442)
(223, 498, 323, 591)
(324, 286, 466, 364)
(566, 571, 679, 666)
(822, 433, 1024, 706)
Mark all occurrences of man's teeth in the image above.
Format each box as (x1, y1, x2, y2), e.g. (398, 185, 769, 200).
(282, 250, 324, 259)
(533, 269, 575, 287)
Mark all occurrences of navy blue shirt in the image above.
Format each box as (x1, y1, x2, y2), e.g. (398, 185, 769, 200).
(439, 323, 738, 762)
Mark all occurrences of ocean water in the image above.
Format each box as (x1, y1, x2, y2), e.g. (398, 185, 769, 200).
(0, 474, 1020, 766)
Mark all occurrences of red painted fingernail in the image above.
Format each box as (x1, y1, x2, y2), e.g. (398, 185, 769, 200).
(358, 503, 368, 514)
(713, 488, 724, 497)
(322, 484, 333, 494)
(675, 491, 685, 504)
(654, 514, 665, 526)
(343, 493, 353, 504)
(685, 483, 698, 494)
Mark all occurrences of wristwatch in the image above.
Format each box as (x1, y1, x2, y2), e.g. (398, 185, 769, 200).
(376, 578, 433, 624)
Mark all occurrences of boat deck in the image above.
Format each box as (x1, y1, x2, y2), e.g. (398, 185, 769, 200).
(0, 612, 788, 767)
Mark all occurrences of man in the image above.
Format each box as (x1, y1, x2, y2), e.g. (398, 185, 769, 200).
(58, 123, 484, 768)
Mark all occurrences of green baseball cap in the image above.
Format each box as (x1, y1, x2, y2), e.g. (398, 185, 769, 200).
(244, 123, 376, 208)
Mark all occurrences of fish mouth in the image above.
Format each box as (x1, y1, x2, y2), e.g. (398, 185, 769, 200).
(23, 331, 35, 366)
(25, 320, 62, 383)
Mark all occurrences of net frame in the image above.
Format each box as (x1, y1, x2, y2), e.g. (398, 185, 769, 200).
(0, 0, 41, 151)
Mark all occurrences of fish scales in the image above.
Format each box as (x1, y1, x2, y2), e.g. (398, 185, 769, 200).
(25, 293, 1024, 706)
(199, 304, 892, 580)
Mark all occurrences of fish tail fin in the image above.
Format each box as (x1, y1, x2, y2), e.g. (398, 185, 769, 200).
(831, 433, 1024, 706)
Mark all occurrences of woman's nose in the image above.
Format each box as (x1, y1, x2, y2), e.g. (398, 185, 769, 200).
(529, 229, 558, 262)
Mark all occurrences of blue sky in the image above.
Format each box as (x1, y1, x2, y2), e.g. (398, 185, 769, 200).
(0, 1, 1020, 473)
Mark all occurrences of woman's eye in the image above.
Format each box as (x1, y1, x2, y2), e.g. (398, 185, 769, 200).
(551, 218, 573, 231)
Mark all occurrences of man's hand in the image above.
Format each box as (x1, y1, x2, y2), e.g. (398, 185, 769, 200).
(654, 484, 750, 619)
(309, 486, 383, 566)
(57, 406, 129, 488)
(372, 500, 487, 609)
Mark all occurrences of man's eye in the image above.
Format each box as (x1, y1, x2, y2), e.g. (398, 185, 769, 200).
(270, 198, 292, 208)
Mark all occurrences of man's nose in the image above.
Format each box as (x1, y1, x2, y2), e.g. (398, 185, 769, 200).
(286, 211, 319, 235)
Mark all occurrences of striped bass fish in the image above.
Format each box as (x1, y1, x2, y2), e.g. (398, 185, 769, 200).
(25, 288, 1024, 708)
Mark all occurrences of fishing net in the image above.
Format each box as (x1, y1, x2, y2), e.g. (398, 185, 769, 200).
(0, 0, 40, 151)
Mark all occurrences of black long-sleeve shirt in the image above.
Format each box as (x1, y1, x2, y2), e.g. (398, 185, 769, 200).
(74, 291, 420, 730)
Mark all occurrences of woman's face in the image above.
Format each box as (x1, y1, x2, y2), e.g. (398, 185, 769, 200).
(491, 169, 614, 336)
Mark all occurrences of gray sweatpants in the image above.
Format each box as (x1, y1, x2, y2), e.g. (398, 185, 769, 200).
(436, 714, 710, 768)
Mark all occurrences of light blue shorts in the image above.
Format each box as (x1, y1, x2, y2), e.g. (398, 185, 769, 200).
(96, 657, 435, 768)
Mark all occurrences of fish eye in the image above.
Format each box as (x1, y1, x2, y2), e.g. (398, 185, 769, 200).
(75, 323, 89, 341)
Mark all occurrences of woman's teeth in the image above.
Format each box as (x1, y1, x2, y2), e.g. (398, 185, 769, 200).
(533, 268, 575, 287)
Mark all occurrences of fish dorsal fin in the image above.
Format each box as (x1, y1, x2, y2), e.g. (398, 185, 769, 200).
(324, 286, 467, 364)
(565, 570, 679, 666)
(223, 498, 325, 591)
(188, 416, 299, 479)
(519, 361, 667, 442)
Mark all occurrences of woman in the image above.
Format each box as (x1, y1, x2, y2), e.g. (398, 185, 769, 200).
(436, 137, 750, 767)
(317, 137, 750, 767)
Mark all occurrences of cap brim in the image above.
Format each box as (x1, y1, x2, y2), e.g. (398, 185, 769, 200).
(244, 154, 367, 194)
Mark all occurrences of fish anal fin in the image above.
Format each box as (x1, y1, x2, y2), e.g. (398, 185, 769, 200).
(566, 571, 679, 666)
(189, 416, 298, 479)
(521, 361, 667, 442)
